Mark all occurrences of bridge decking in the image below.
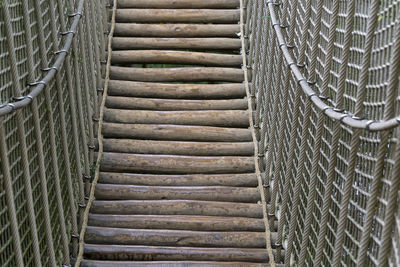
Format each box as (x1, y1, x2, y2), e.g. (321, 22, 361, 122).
(80, 0, 275, 266)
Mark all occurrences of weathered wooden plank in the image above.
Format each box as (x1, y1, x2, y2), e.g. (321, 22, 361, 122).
(110, 66, 244, 82)
(91, 200, 264, 218)
(81, 260, 274, 267)
(95, 185, 260, 202)
(105, 96, 248, 110)
(102, 123, 252, 141)
(113, 23, 240, 37)
(107, 81, 246, 99)
(115, 9, 239, 23)
(85, 227, 267, 248)
(98, 173, 258, 187)
(98, 153, 255, 174)
(101, 139, 253, 156)
(112, 37, 241, 50)
(88, 214, 265, 231)
(84, 244, 268, 262)
(111, 50, 242, 66)
(117, 0, 240, 9)
(103, 109, 249, 127)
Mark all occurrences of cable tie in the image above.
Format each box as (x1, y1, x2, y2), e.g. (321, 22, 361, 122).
(257, 153, 264, 158)
(83, 174, 91, 180)
(78, 203, 87, 208)
(263, 184, 270, 188)
(71, 234, 79, 239)
(92, 117, 99, 122)
(97, 88, 104, 92)
(88, 145, 95, 149)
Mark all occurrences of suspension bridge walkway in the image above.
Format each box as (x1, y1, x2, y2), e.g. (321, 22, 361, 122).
(79, 0, 275, 266)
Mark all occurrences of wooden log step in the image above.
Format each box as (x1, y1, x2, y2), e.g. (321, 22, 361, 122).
(95, 185, 260, 203)
(81, 260, 274, 267)
(88, 214, 265, 231)
(99, 153, 255, 174)
(115, 9, 240, 23)
(85, 227, 269, 248)
(111, 50, 242, 66)
(107, 81, 246, 99)
(113, 23, 240, 37)
(102, 123, 252, 142)
(117, 0, 240, 9)
(98, 173, 258, 187)
(105, 96, 248, 110)
(103, 109, 249, 127)
(101, 139, 253, 156)
(110, 67, 244, 82)
(91, 200, 263, 218)
(112, 37, 241, 50)
(84, 244, 268, 262)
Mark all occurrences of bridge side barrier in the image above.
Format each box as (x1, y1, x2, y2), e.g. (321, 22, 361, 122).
(0, 0, 106, 265)
(245, 0, 400, 266)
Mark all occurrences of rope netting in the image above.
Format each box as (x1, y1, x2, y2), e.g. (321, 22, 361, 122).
(246, 0, 400, 266)
(0, 0, 106, 265)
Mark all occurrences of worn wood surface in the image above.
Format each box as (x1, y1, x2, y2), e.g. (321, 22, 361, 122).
(111, 50, 242, 66)
(101, 139, 253, 156)
(114, 23, 240, 37)
(95, 184, 260, 202)
(98, 173, 258, 187)
(107, 81, 246, 99)
(88, 214, 265, 231)
(112, 37, 241, 50)
(84, 244, 269, 262)
(81, 260, 275, 267)
(115, 9, 240, 23)
(83, 2, 273, 265)
(105, 96, 248, 110)
(110, 66, 244, 82)
(85, 227, 268, 248)
(104, 109, 249, 127)
(98, 152, 255, 174)
(117, 0, 240, 9)
(91, 200, 264, 218)
(102, 123, 252, 141)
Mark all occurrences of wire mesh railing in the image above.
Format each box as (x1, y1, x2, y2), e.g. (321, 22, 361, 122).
(0, 0, 106, 265)
(245, 0, 400, 266)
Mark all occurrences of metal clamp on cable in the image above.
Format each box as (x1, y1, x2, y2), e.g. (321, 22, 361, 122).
(263, 184, 270, 188)
(54, 49, 69, 55)
(60, 30, 76, 36)
(88, 145, 95, 150)
(41, 66, 59, 72)
(83, 174, 91, 181)
(68, 12, 83, 17)
(28, 80, 47, 87)
(257, 153, 264, 158)
(71, 234, 79, 239)
(366, 120, 375, 131)
(78, 203, 87, 209)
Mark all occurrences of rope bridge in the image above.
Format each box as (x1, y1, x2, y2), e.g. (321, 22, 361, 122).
(0, 0, 399, 266)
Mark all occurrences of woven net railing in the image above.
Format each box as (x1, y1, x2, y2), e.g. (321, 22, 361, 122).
(245, 0, 400, 266)
(0, 0, 106, 265)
